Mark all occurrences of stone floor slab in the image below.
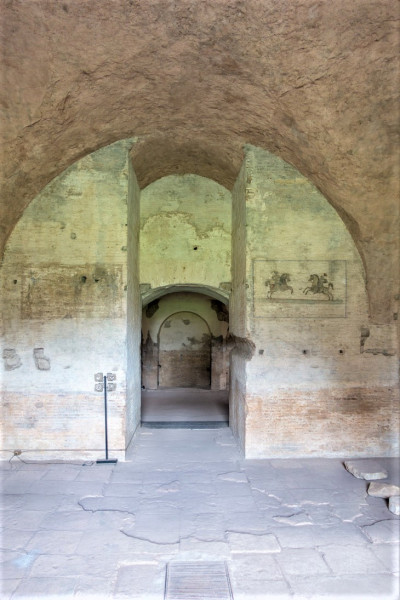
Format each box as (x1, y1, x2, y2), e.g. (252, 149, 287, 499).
(371, 543, 400, 573)
(229, 578, 290, 600)
(1, 529, 34, 551)
(363, 519, 400, 544)
(226, 531, 280, 554)
(289, 573, 398, 599)
(275, 547, 330, 578)
(179, 538, 231, 559)
(228, 554, 282, 582)
(273, 511, 313, 526)
(38, 509, 93, 531)
(74, 575, 115, 599)
(26, 529, 82, 555)
(2, 510, 50, 532)
(12, 576, 77, 598)
(0, 577, 21, 600)
(321, 543, 390, 575)
(114, 563, 166, 599)
(0, 432, 399, 599)
(1, 549, 39, 579)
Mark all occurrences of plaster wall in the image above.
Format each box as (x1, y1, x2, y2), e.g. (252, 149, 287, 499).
(1, 138, 397, 461)
(140, 175, 231, 290)
(0, 140, 134, 459)
(242, 146, 399, 458)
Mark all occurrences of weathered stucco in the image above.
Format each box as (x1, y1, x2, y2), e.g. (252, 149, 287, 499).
(241, 146, 399, 458)
(140, 175, 231, 290)
(0, 140, 135, 458)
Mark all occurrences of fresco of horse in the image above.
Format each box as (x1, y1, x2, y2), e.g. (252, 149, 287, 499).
(265, 271, 293, 298)
(303, 273, 334, 300)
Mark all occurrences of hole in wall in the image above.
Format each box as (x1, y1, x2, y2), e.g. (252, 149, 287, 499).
(81, 276, 87, 283)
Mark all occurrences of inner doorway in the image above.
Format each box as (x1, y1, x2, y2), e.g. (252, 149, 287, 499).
(158, 312, 211, 388)
(141, 290, 229, 427)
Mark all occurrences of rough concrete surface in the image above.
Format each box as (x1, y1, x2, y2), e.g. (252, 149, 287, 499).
(1, 429, 399, 600)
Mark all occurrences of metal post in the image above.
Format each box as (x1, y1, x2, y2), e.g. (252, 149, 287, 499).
(103, 375, 109, 460)
(96, 373, 118, 464)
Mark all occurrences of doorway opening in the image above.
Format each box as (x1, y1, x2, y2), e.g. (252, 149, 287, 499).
(141, 290, 229, 427)
(158, 311, 211, 389)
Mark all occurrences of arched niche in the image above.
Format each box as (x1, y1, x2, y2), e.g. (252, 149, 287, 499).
(157, 311, 211, 389)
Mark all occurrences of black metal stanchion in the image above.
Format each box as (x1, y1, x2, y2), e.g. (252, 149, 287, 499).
(96, 373, 118, 464)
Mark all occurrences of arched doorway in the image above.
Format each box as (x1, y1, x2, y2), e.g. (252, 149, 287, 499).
(141, 291, 229, 426)
(158, 312, 211, 389)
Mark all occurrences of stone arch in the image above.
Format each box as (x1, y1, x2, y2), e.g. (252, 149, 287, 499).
(142, 284, 229, 308)
(0, 136, 396, 460)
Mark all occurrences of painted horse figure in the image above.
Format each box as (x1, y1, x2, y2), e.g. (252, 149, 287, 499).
(265, 271, 293, 298)
(303, 273, 334, 300)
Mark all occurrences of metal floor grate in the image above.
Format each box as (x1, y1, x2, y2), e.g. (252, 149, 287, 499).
(165, 561, 233, 600)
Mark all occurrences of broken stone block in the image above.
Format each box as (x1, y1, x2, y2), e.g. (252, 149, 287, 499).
(344, 460, 388, 480)
(33, 348, 50, 371)
(368, 482, 400, 498)
(2, 348, 22, 370)
(388, 496, 400, 516)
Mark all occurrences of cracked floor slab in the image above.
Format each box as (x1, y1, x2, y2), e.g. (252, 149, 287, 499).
(0, 428, 399, 599)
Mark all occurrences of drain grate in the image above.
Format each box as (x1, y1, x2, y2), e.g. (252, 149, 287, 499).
(165, 561, 233, 600)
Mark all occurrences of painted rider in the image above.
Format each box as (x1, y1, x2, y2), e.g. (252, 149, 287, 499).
(320, 273, 329, 290)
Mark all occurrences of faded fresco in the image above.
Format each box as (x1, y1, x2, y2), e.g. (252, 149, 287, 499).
(253, 260, 346, 318)
(21, 264, 124, 319)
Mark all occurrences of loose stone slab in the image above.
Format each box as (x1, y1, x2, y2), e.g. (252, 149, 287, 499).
(368, 482, 400, 498)
(344, 460, 388, 480)
(389, 496, 400, 516)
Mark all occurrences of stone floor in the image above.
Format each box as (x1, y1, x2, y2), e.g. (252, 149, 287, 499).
(1, 428, 399, 600)
(141, 388, 229, 423)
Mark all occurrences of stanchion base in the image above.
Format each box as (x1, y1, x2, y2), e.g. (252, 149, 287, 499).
(96, 459, 118, 464)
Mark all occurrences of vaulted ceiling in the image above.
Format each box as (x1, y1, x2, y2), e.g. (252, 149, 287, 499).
(1, 0, 398, 323)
